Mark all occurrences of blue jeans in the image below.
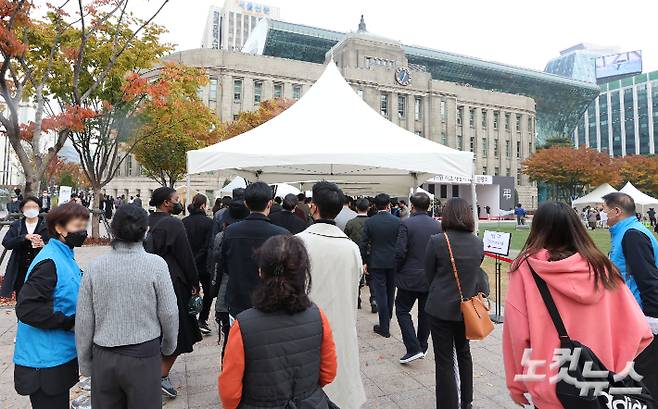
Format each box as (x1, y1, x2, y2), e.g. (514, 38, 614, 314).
(370, 268, 395, 333)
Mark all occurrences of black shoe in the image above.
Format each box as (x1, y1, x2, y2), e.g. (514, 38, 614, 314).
(461, 403, 472, 409)
(198, 320, 211, 336)
(371, 302, 378, 314)
(399, 351, 424, 364)
(373, 325, 390, 338)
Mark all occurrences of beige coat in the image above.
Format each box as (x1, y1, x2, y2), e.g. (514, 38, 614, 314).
(296, 223, 366, 409)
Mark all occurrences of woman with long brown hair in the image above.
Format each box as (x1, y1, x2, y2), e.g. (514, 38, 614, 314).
(503, 201, 652, 409)
(424, 197, 489, 409)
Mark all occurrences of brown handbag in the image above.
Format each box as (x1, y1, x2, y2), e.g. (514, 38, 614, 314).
(443, 232, 494, 340)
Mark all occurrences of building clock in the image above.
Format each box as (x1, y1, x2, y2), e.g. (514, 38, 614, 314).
(395, 67, 411, 86)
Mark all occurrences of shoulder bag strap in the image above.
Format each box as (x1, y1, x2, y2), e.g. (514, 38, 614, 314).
(527, 262, 570, 341)
(444, 232, 465, 302)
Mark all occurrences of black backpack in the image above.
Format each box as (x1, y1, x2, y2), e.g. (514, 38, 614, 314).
(529, 263, 655, 409)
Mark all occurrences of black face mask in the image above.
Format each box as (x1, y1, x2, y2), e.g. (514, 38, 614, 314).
(63, 230, 87, 248)
(171, 202, 184, 215)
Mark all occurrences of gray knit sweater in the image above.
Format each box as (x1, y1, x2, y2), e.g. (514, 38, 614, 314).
(75, 242, 179, 375)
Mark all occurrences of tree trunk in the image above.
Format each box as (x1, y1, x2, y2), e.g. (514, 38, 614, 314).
(23, 168, 41, 197)
(91, 186, 102, 238)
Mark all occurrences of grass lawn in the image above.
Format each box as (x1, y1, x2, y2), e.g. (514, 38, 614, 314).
(477, 221, 617, 254)
(477, 221, 658, 307)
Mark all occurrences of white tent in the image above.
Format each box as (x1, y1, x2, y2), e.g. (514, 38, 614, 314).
(186, 61, 474, 196)
(572, 183, 618, 207)
(218, 176, 301, 199)
(416, 187, 435, 200)
(272, 183, 301, 198)
(620, 182, 658, 211)
(218, 176, 247, 197)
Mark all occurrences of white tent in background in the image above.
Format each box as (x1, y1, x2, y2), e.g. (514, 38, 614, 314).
(271, 183, 301, 198)
(219, 176, 302, 198)
(572, 183, 618, 207)
(218, 176, 247, 197)
(416, 187, 435, 200)
(186, 61, 474, 196)
(620, 182, 658, 211)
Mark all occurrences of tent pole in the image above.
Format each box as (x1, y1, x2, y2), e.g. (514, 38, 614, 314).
(471, 169, 479, 236)
(186, 173, 191, 212)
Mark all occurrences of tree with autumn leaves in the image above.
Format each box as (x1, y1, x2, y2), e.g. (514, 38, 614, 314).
(0, 0, 169, 195)
(133, 97, 295, 187)
(131, 64, 220, 187)
(616, 155, 658, 198)
(45, 155, 88, 190)
(523, 145, 658, 202)
(217, 98, 295, 140)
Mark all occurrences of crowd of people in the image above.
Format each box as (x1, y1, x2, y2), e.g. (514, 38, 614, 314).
(2, 181, 658, 409)
(578, 205, 609, 229)
(578, 204, 658, 232)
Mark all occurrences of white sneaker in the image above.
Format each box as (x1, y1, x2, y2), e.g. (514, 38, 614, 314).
(79, 376, 91, 391)
(70, 393, 92, 409)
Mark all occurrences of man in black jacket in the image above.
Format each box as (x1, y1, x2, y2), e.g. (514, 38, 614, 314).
(360, 193, 400, 337)
(269, 194, 308, 234)
(394, 192, 441, 363)
(38, 190, 51, 213)
(346, 198, 377, 313)
(222, 182, 289, 317)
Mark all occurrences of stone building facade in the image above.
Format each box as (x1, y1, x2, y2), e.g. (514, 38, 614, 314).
(106, 32, 538, 208)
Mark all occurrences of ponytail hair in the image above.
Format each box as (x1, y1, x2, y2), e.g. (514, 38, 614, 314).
(252, 235, 312, 314)
(187, 193, 207, 213)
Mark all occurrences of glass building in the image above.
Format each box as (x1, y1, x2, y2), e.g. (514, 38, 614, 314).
(242, 19, 600, 145)
(544, 43, 620, 83)
(573, 70, 658, 156)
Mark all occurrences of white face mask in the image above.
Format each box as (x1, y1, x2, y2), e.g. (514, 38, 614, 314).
(23, 209, 39, 219)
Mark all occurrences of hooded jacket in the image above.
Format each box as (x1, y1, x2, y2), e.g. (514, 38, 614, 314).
(503, 250, 652, 409)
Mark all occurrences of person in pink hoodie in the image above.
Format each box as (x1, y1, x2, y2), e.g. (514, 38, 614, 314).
(503, 202, 653, 408)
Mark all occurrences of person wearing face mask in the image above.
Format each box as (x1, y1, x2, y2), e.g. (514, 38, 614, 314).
(7, 194, 20, 214)
(145, 187, 202, 399)
(13, 202, 89, 409)
(1, 197, 49, 301)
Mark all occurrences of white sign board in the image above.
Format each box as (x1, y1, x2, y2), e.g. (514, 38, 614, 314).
(483, 230, 512, 256)
(427, 174, 493, 185)
(58, 186, 72, 205)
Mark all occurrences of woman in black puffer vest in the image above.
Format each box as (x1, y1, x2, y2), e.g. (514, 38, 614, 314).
(219, 235, 337, 409)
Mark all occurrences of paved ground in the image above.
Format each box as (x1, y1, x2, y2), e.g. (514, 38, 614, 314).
(0, 245, 515, 409)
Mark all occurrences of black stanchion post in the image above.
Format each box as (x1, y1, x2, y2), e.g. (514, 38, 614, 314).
(484, 229, 510, 324)
(490, 256, 504, 323)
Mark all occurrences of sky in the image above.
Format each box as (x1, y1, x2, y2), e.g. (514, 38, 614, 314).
(142, 0, 658, 73)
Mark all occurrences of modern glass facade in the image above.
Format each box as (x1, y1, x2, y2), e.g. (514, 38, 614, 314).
(573, 70, 658, 156)
(544, 43, 620, 83)
(246, 19, 600, 145)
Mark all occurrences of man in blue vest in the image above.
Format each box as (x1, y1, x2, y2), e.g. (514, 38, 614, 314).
(603, 192, 658, 399)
